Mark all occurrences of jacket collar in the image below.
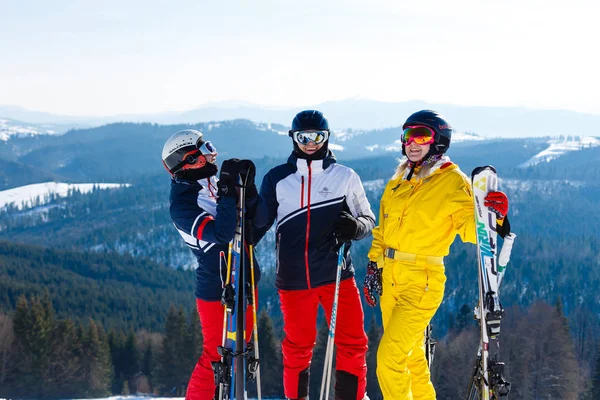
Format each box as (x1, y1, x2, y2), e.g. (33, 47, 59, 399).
(287, 150, 337, 174)
(401, 156, 453, 181)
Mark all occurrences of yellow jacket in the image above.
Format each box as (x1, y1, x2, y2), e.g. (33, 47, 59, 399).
(368, 158, 476, 262)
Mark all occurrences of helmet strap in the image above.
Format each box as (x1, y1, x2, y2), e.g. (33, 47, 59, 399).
(175, 163, 218, 181)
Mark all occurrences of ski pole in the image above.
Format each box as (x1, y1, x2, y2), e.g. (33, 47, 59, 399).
(320, 242, 346, 400)
(248, 243, 262, 399)
(216, 247, 233, 400)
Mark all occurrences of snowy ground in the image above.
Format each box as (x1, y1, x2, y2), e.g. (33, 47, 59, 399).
(0, 182, 130, 210)
(520, 136, 600, 167)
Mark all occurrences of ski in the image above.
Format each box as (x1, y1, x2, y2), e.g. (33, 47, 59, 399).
(466, 166, 514, 400)
(424, 323, 436, 369)
(213, 173, 254, 400)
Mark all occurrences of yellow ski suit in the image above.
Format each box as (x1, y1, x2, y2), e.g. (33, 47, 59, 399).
(368, 160, 476, 399)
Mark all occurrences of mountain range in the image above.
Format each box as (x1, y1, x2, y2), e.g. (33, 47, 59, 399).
(3, 98, 600, 138)
(1, 115, 599, 349)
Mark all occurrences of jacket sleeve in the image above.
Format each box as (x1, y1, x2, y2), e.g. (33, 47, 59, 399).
(367, 182, 388, 263)
(449, 175, 477, 244)
(169, 179, 237, 244)
(346, 169, 376, 241)
(253, 171, 279, 236)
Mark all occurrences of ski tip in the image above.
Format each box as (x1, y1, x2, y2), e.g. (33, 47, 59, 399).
(471, 165, 497, 180)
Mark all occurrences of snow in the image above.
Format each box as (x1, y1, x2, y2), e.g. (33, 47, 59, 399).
(452, 131, 486, 143)
(0, 118, 62, 141)
(362, 179, 386, 192)
(329, 143, 344, 151)
(0, 119, 39, 140)
(0, 182, 130, 210)
(520, 136, 600, 167)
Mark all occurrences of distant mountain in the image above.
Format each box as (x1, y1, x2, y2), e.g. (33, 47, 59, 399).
(3, 100, 600, 138)
(0, 118, 75, 140)
(1, 119, 598, 191)
(0, 182, 128, 210)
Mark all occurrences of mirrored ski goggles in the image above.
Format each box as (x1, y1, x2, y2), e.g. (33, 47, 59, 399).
(171, 141, 217, 171)
(401, 125, 436, 146)
(198, 140, 217, 155)
(290, 130, 329, 145)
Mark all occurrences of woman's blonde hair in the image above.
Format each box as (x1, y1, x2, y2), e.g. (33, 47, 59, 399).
(393, 158, 438, 180)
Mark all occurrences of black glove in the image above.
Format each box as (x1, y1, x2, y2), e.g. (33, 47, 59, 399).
(240, 159, 258, 199)
(363, 261, 383, 307)
(333, 211, 359, 243)
(218, 158, 245, 198)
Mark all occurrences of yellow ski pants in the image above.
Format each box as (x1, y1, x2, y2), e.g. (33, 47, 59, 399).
(377, 254, 446, 400)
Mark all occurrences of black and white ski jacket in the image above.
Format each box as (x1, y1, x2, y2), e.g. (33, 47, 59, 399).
(255, 152, 375, 291)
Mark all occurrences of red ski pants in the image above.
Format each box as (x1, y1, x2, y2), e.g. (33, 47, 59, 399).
(279, 278, 368, 400)
(185, 298, 255, 400)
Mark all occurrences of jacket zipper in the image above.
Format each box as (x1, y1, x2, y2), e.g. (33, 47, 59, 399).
(301, 176, 305, 208)
(276, 233, 281, 275)
(304, 162, 312, 289)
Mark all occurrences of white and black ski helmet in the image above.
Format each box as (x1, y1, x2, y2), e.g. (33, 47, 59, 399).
(162, 129, 213, 176)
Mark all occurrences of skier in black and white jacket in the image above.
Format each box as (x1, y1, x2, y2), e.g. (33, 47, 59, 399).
(254, 110, 375, 400)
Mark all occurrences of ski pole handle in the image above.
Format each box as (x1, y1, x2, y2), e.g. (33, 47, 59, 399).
(498, 232, 516, 267)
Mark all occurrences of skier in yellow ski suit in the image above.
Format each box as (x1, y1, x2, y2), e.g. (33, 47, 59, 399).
(363, 110, 510, 399)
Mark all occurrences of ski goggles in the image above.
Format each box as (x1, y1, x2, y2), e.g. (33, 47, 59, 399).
(290, 130, 329, 145)
(171, 141, 217, 171)
(401, 125, 436, 146)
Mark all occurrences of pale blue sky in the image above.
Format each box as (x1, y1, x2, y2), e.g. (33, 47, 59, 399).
(1, 0, 599, 116)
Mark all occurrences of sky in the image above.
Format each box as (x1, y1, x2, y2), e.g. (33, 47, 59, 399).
(1, 0, 599, 117)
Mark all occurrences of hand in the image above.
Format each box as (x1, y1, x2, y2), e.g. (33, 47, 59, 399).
(240, 159, 258, 199)
(363, 261, 383, 308)
(239, 160, 256, 188)
(217, 158, 245, 197)
(333, 211, 358, 243)
(484, 191, 509, 219)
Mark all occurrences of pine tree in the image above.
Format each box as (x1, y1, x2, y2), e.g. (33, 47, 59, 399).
(590, 346, 600, 399)
(456, 304, 473, 332)
(12, 295, 54, 396)
(80, 319, 113, 397)
(0, 313, 16, 390)
(121, 329, 140, 391)
(185, 308, 203, 374)
(155, 304, 188, 395)
(108, 328, 127, 394)
(255, 310, 284, 398)
(366, 316, 382, 400)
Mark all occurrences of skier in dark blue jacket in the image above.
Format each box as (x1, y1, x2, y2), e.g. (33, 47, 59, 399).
(162, 129, 259, 400)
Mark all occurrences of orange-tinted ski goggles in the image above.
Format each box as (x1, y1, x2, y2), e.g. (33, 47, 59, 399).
(401, 125, 436, 146)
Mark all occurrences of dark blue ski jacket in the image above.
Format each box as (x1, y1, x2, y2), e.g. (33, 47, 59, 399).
(169, 176, 261, 301)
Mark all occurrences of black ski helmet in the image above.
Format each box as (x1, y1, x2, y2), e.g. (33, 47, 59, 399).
(289, 110, 330, 133)
(402, 110, 453, 156)
(161, 129, 218, 180)
(289, 110, 331, 160)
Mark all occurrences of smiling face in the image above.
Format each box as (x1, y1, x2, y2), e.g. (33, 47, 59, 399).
(298, 141, 324, 156)
(405, 142, 431, 162)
